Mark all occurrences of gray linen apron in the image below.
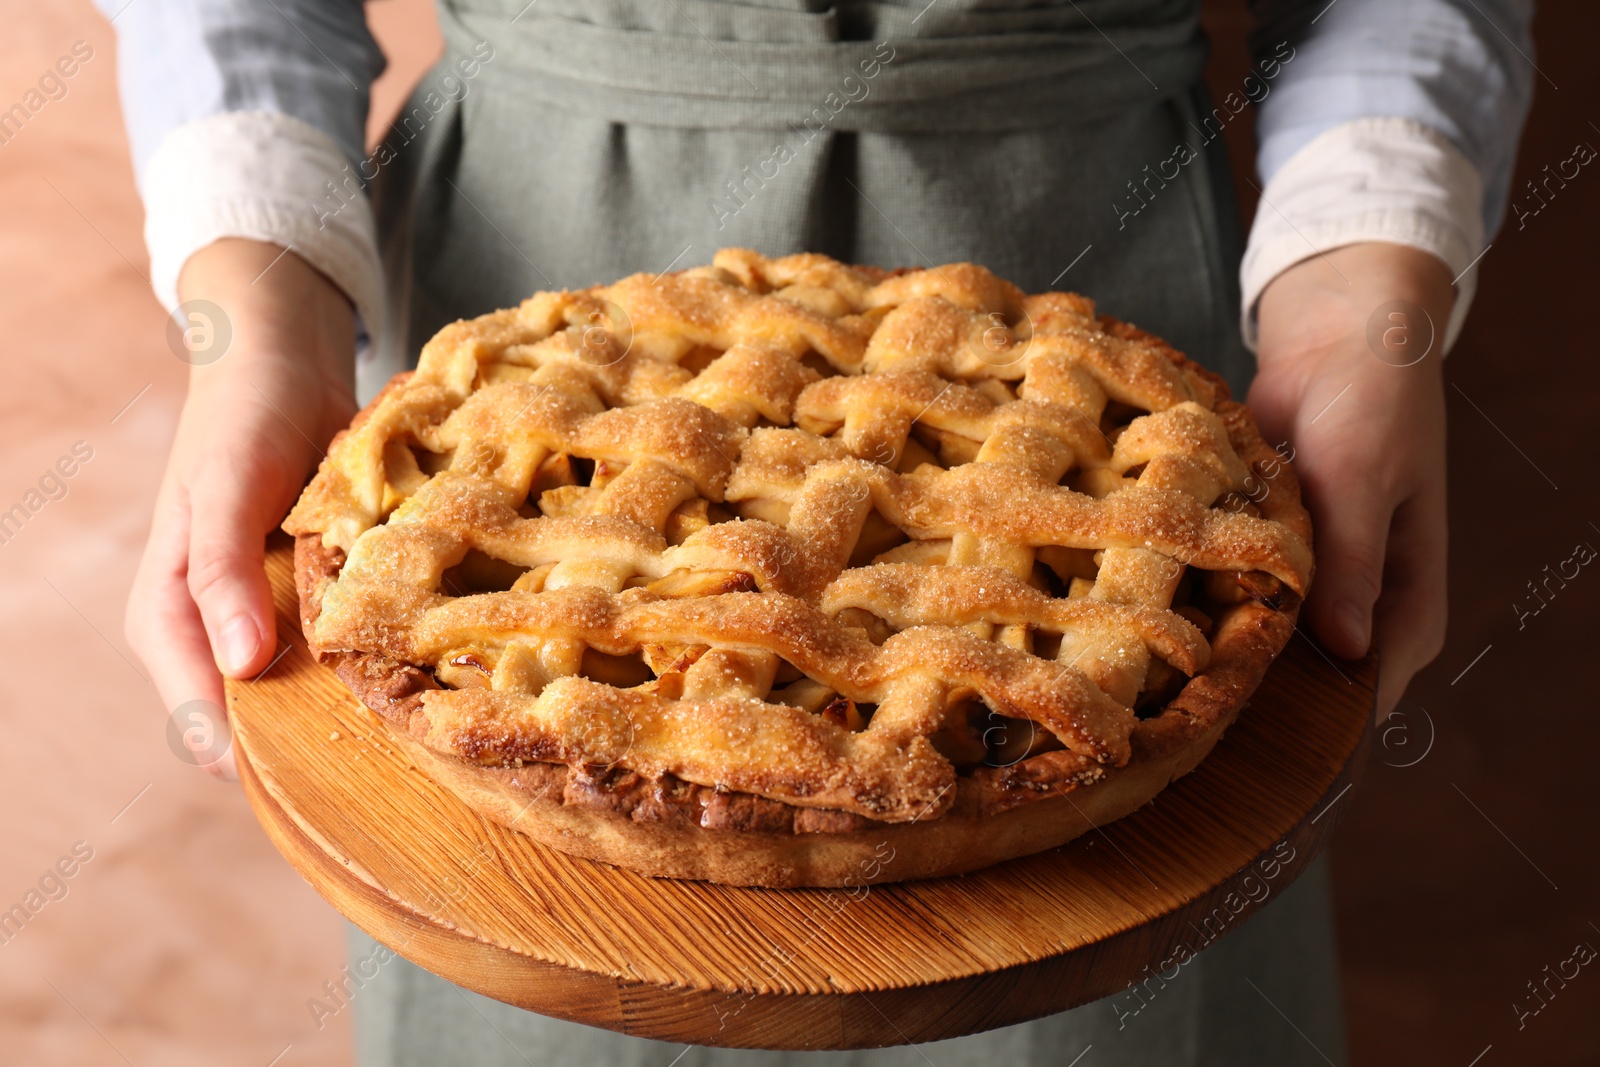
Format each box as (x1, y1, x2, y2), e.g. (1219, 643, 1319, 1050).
(351, 1, 1348, 1062)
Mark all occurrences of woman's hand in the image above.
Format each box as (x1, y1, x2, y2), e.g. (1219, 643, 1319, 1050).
(1248, 241, 1455, 720)
(127, 239, 358, 778)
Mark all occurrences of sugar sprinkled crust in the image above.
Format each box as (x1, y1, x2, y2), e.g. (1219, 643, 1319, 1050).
(284, 249, 1312, 887)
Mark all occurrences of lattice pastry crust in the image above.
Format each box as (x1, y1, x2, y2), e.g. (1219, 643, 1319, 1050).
(283, 249, 1313, 888)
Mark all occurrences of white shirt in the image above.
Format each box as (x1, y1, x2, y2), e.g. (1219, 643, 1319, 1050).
(97, 0, 1535, 363)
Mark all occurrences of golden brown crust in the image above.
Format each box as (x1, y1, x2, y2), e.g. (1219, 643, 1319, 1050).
(284, 249, 1311, 885)
(374, 707, 1242, 888)
(296, 535, 1295, 846)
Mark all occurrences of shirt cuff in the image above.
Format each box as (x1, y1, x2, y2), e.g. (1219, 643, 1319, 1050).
(139, 110, 385, 353)
(1240, 116, 1486, 356)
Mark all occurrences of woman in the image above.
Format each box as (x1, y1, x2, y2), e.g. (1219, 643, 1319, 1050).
(103, 0, 1532, 1062)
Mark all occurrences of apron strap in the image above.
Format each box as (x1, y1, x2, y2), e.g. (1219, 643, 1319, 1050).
(439, 0, 1207, 132)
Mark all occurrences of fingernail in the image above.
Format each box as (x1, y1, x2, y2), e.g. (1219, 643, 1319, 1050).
(207, 749, 240, 783)
(1336, 601, 1369, 652)
(218, 616, 259, 674)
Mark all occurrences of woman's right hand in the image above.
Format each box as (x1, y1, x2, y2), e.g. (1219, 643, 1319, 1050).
(127, 238, 358, 778)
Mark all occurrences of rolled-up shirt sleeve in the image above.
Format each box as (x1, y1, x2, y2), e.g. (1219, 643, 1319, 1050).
(95, 0, 386, 342)
(1240, 0, 1536, 352)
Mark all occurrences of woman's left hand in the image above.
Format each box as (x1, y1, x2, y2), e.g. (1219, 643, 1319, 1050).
(1247, 241, 1456, 720)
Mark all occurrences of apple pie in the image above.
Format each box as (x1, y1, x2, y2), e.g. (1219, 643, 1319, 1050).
(283, 249, 1313, 888)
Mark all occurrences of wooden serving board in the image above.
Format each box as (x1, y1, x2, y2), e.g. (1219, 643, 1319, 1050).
(227, 531, 1376, 1050)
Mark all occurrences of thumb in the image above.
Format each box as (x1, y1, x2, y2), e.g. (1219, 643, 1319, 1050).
(186, 443, 281, 678)
(1301, 466, 1390, 661)
(1370, 486, 1448, 718)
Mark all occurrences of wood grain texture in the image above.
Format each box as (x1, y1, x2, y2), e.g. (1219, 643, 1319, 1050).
(227, 532, 1376, 1050)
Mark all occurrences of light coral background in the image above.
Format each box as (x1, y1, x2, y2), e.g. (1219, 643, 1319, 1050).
(0, 2, 437, 1064)
(3, 1, 1597, 1065)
